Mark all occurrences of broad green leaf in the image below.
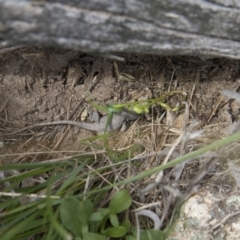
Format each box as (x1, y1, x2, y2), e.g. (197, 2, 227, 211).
(81, 225, 88, 236)
(126, 236, 135, 240)
(97, 208, 111, 233)
(109, 190, 132, 214)
(130, 228, 164, 240)
(120, 219, 131, 232)
(105, 226, 126, 238)
(83, 232, 105, 240)
(89, 212, 103, 233)
(89, 212, 104, 222)
(80, 199, 94, 222)
(140, 229, 164, 240)
(60, 197, 84, 236)
(109, 213, 119, 227)
(97, 208, 110, 218)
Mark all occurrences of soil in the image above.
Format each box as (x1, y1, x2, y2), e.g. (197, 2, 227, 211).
(1, 46, 240, 238)
(1, 48, 239, 138)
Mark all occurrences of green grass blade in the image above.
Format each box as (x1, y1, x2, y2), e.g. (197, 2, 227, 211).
(56, 160, 87, 195)
(74, 131, 240, 197)
(0, 210, 39, 239)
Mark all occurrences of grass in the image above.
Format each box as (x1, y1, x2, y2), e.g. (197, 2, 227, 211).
(1, 70, 240, 240)
(1, 104, 240, 240)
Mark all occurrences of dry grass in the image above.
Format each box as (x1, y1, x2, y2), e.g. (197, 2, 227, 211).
(2, 98, 240, 235)
(1, 51, 240, 238)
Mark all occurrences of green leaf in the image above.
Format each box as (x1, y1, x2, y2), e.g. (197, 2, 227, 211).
(104, 111, 113, 133)
(140, 229, 164, 240)
(89, 212, 104, 222)
(56, 161, 87, 195)
(126, 236, 135, 240)
(1, 211, 40, 239)
(83, 232, 106, 240)
(89, 211, 105, 233)
(97, 208, 111, 233)
(105, 226, 126, 238)
(129, 228, 164, 240)
(109, 189, 132, 214)
(109, 214, 119, 227)
(98, 208, 110, 218)
(60, 197, 93, 237)
(81, 199, 94, 222)
(120, 219, 131, 232)
(77, 198, 94, 236)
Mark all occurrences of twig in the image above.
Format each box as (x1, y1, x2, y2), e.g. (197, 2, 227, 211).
(209, 210, 240, 232)
(207, 80, 240, 123)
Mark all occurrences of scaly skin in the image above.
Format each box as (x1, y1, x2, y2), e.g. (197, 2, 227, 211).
(2, 109, 139, 135)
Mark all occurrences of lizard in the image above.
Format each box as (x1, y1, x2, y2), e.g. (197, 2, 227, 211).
(1, 109, 139, 135)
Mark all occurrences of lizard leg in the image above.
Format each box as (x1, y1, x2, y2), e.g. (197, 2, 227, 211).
(88, 110, 100, 123)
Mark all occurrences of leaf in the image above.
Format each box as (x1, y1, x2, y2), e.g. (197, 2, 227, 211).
(129, 228, 164, 240)
(120, 219, 131, 232)
(126, 236, 136, 240)
(109, 190, 132, 214)
(104, 111, 113, 133)
(81, 199, 94, 222)
(56, 162, 87, 195)
(0, 211, 40, 239)
(89, 212, 104, 222)
(97, 208, 111, 233)
(83, 232, 106, 240)
(60, 198, 82, 236)
(97, 208, 110, 218)
(60, 197, 93, 237)
(140, 229, 164, 240)
(118, 73, 136, 82)
(89, 211, 104, 233)
(80, 108, 88, 121)
(79, 199, 94, 235)
(109, 214, 119, 227)
(105, 226, 126, 238)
